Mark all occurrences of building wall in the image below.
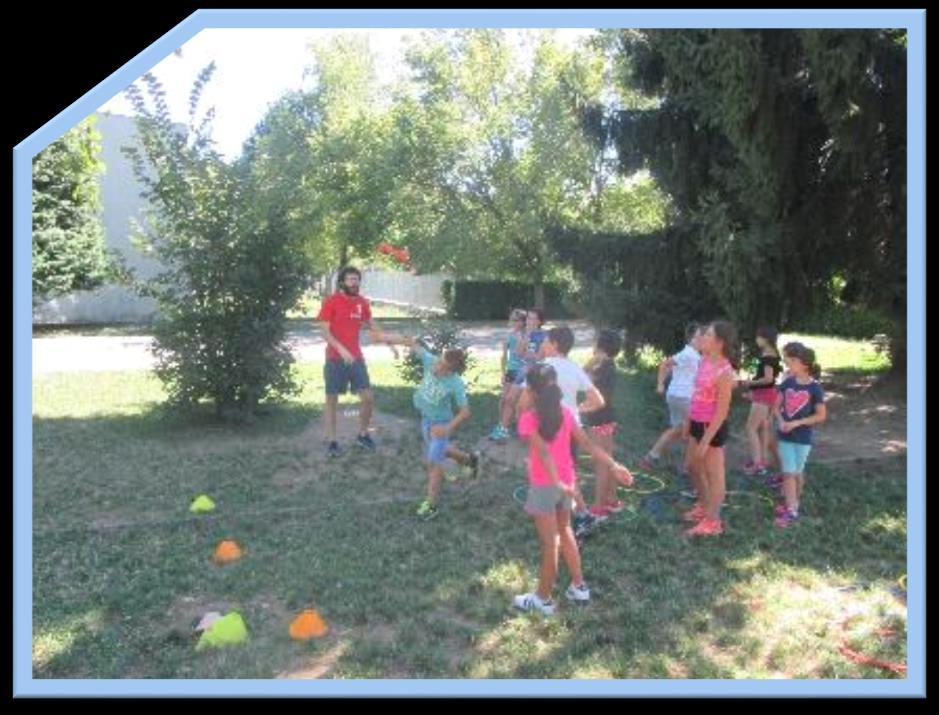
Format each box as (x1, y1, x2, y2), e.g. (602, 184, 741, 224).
(33, 112, 160, 324)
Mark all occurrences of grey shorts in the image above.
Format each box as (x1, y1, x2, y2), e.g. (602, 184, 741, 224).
(524, 484, 574, 515)
(667, 395, 691, 427)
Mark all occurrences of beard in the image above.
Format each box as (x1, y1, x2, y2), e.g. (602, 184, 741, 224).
(341, 284, 360, 296)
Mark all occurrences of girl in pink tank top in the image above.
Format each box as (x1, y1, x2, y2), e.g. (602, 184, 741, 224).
(689, 355, 734, 422)
(683, 320, 739, 537)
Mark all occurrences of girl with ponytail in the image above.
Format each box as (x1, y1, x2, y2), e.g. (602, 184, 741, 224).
(512, 363, 632, 616)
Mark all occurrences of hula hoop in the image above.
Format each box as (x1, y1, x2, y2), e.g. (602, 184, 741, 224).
(837, 614, 907, 675)
(616, 471, 667, 496)
(723, 489, 776, 509)
(512, 484, 528, 505)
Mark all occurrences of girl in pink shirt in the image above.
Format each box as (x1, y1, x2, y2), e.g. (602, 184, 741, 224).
(683, 320, 739, 537)
(513, 363, 633, 616)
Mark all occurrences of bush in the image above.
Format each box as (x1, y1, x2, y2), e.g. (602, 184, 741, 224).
(124, 68, 308, 419)
(395, 320, 477, 385)
(442, 280, 573, 320)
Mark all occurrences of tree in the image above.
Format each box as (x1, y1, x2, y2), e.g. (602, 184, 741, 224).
(389, 30, 615, 308)
(32, 117, 118, 304)
(123, 66, 309, 418)
(245, 35, 398, 276)
(567, 29, 906, 365)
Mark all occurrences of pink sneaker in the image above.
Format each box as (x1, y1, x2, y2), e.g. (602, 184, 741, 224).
(604, 499, 625, 514)
(686, 517, 724, 536)
(589, 505, 612, 518)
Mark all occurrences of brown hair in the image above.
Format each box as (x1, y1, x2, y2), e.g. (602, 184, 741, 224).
(443, 348, 467, 374)
(782, 342, 822, 379)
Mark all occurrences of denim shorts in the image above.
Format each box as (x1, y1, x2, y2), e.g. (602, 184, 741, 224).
(324, 359, 370, 395)
(422, 419, 451, 465)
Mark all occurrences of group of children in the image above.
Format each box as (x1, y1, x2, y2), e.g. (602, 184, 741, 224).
(393, 309, 826, 617)
(638, 321, 827, 534)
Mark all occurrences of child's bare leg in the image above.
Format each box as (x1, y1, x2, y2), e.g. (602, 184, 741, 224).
(704, 447, 726, 520)
(501, 385, 521, 428)
(688, 438, 708, 507)
(445, 445, 471, 465)
(557, 507, 584, 586)
(782, 472, 799, 512)
(590, 431, 615, 506)
(427, 463, 445, 504)
(533, 514, 559, 600)
(649, 426, 680, 459)
(745, 405, 765, 465)
(768, 433, 782, 472)
(573, 484, 588, 513)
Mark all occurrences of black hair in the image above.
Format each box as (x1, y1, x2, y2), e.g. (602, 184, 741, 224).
(595, 329, 622, 360)
(756, 325, 779, 356)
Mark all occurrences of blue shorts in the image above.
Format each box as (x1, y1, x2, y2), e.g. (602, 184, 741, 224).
(324, 358, 371, 395)
(422, 419, 451, 465)
(778, 440, 812, 474)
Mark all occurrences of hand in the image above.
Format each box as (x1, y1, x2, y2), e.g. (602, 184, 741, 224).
(778, 420, 795, 434)
(340, 349, 355, 365)
(613, 463, 634, 487)
(559, 481, 576, 497)
(696, 440, 710, 459)
(430, 424, 450, 439)
(656, 384, 665, 395)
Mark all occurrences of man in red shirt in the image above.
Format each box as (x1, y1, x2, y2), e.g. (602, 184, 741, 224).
(317, 266, 407, 457)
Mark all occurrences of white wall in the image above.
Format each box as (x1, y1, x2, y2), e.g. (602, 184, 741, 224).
(321, 268, 450, 313)
(359, 268, 449, 312)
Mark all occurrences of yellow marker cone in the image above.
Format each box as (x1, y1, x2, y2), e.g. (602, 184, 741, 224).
(195, 611, 249, 650)
(190, 495, 216, 513)
(289, 609, 329, 640)
(212, 539, 243, 564)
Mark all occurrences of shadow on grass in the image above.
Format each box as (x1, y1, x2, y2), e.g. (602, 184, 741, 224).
(32, 366, 905, 679)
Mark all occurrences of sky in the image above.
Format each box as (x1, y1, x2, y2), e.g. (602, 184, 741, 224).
(98, 28, 595, 161)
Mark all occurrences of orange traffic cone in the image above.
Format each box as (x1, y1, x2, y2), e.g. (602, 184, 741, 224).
(289, 609, 329, 640)
(212, 540, 243, 564)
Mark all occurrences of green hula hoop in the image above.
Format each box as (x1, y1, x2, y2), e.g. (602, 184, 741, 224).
(616, 471, 667, 496)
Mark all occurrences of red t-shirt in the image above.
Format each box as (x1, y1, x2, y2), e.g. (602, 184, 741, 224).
(317, 292, 372, 361)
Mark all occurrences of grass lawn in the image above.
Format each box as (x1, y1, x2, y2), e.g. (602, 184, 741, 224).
(31, 336, 907, 679)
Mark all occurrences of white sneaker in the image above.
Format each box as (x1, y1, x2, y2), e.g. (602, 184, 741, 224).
(513, 592, 556, 616)
(565, 583, 591, 602)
